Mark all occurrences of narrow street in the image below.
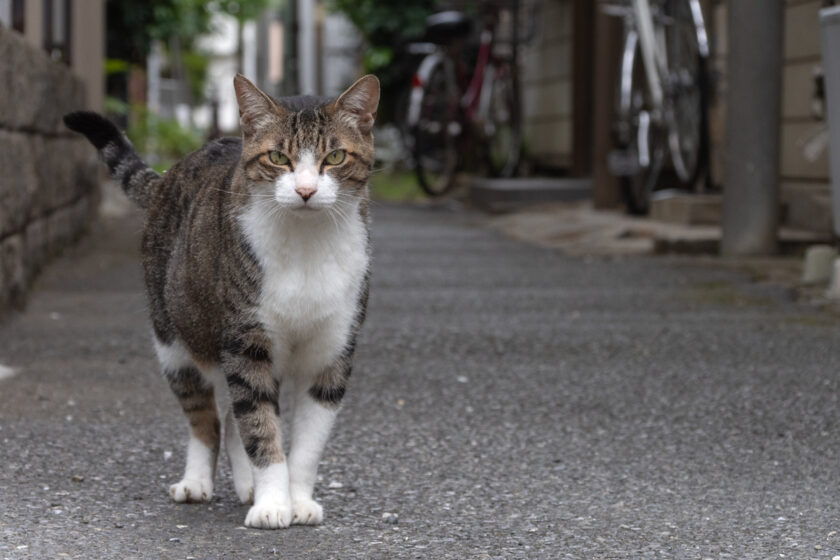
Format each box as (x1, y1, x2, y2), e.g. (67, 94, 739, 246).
(1, 202, 840, 559)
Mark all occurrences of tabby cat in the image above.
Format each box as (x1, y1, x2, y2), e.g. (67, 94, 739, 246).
(64, 74, 378, 529)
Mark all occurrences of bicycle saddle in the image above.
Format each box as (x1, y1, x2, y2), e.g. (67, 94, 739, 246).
(425, 11, 472, 44)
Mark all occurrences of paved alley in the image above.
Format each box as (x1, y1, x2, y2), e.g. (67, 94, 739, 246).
(2, 203, 840, 559)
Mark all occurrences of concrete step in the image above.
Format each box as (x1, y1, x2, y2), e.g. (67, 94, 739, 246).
(482, 200, 833, 257)
(653, 225, 832, 255)
(470, 177, 592, 212)
(782, 187, 834, 236)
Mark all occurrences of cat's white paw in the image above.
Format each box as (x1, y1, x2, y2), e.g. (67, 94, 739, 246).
(169, 478, 213, 503)
(244, 500, 293, 529)
(291, 497, 324, 525)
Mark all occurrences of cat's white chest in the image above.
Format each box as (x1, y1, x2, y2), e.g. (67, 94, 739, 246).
(239, 204, 368, 335)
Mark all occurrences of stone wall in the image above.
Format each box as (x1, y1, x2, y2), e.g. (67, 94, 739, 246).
(0, 25, 99, 311)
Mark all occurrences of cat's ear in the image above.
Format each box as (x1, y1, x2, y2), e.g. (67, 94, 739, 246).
(233, 74, 283, 135)
(334, 75, 380, 134)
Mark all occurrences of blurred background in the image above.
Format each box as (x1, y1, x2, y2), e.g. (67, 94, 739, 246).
(5, 4, 840, 556)
(1, 0, 840, 293)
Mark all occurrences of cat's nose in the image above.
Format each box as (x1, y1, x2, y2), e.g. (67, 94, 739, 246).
(296, 186, 317, 201)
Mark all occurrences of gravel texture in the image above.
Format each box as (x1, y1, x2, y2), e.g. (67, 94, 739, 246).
(1, 203, 840, 559)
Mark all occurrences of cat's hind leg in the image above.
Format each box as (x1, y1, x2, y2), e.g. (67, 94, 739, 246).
(224, 406, 254, 504)
(155, 339, 220, 503)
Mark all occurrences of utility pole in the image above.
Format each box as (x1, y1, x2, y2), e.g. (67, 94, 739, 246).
(297, 0, 316, 95)
(721, 0, 783, 256)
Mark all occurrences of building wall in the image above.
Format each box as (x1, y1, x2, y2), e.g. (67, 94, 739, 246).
(780, 0, 833, 233)
(520, 0, 573, 169)
(11, 0, 104, 110)
(0, 26, 99, 311)
(71, 0, 105, 111)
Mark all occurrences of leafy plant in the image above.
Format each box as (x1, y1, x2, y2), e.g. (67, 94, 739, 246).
(126, 106, 203, 172)
(182, 50, 211, 104)
(327, 0, 433, 75)
(327, 0, 438, 124)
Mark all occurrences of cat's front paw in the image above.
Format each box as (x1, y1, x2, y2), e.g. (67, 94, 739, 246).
(169, 478, 213, 503)
(291, 497, 323, 525)
(244, 500, 293, 529)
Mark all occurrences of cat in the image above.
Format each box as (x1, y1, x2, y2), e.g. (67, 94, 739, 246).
(63, 74, 378, 529)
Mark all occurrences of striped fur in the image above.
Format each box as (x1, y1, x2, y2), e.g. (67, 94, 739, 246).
(63, 112, 161, 208)
(65, 74, 379, 529)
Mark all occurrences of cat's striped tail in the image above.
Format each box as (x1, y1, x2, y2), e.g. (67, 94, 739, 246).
(63, 111, 160, 209)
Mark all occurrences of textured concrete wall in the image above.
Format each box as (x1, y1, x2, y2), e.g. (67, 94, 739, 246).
(0, 25, 99, 311)
(520, 0, 573, 169)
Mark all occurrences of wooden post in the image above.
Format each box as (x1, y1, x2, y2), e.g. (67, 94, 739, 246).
(571, 0, 594, 177)
(591, 7, 623, 208)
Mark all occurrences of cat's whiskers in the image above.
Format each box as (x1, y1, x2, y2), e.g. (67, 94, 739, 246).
(208, 186, 276, 200)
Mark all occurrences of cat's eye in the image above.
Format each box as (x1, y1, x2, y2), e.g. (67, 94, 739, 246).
(325, 149, 346, 165)
(268, 151, 290, 166)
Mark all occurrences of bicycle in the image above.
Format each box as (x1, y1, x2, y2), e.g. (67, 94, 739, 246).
(404, 2, 524, 196)
(603, 0, 711, 214)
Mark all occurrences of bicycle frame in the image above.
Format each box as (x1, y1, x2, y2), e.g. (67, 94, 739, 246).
(606, 0, 712, 208)
(611, 0, 710, 116)
(462, 30, 494, 118)
(406, 27, 498, 130)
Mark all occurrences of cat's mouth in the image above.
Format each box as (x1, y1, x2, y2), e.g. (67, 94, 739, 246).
(289, 202, 328, 214)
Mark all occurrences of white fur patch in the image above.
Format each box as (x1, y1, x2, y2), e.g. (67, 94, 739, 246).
(246, 462, 292, 529)
(153, 339, 194, 371)
(169, 436, 215, 503)
(238, 196, 368, 381)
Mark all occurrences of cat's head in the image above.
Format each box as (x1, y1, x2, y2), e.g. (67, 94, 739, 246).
(233, 74, 379, 214)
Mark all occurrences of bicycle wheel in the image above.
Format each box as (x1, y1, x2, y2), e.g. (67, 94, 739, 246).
(616, 31, 667, 215)
(483, 62, 521, 178)
(411, 60, 460, 196)
(663, 0, 708, 186)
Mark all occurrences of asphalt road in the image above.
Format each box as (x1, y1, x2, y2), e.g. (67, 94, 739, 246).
(2, 202, 840, 559)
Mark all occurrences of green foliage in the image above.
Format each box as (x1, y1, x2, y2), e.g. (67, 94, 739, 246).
(106, 0, 275, 65)
(104, 58, 131, 75)
(327, 0, 433, 75)
(182, 50, 211, 103)
(106, 0, 208, 65)
(126, 106, 203, 173)
(327, 0, 437, 124)
(103, 95, 130, 117)
(368, 170, 426, 202)
(327, 0, 431, 44)
(213, 0, 274, 23)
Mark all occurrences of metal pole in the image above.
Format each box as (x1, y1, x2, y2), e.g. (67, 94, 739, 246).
(296, 0, 316, 94)
(721, 0, 783, 256)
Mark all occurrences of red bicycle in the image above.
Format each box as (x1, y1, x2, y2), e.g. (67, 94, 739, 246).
(404, 3, 523, 196)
